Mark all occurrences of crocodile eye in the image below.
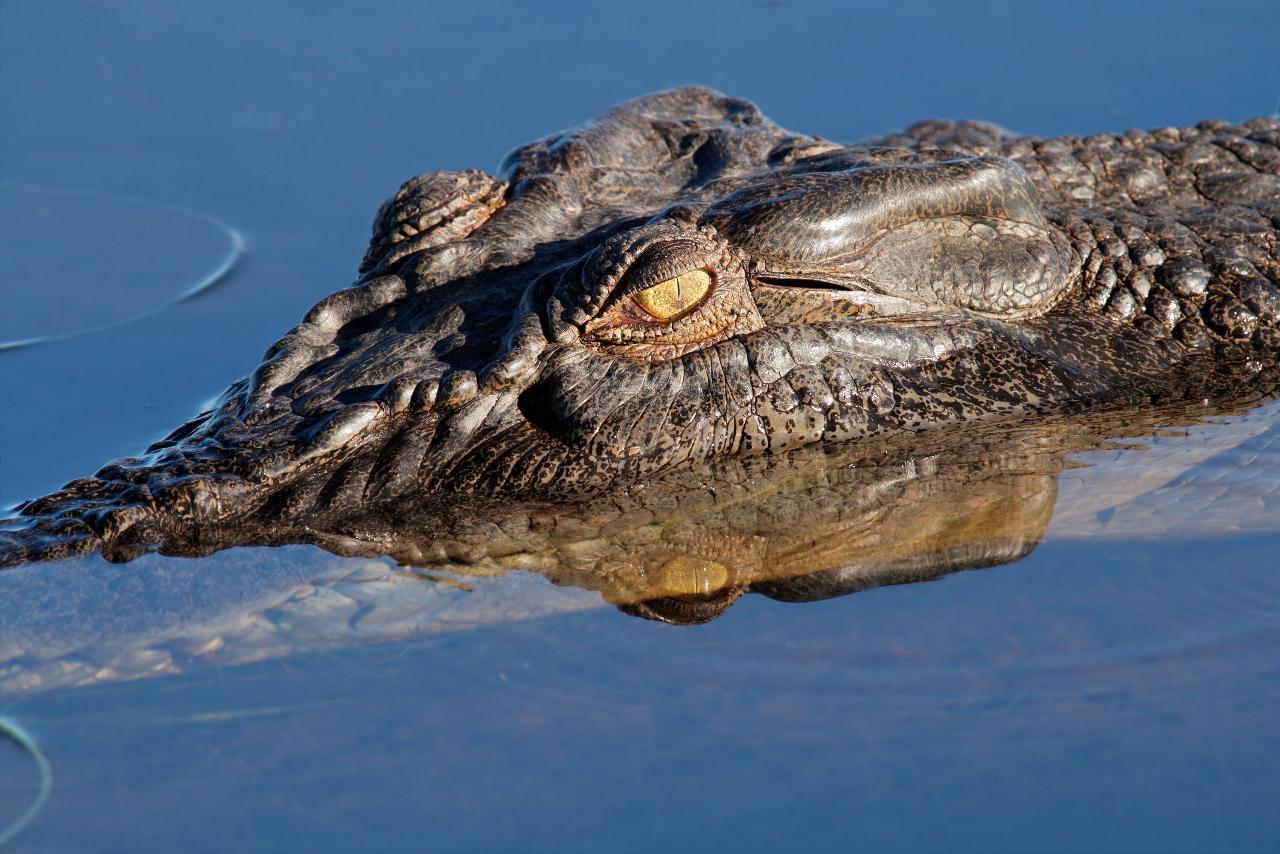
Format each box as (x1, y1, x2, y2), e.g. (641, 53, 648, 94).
(631, 269, 712, 320)
(576, 242, 764, 361)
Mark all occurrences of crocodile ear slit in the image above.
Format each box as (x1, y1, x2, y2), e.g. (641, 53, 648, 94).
(705, 156, 1071, 318)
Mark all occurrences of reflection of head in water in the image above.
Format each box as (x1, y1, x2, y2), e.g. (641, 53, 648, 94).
(601, 421, 1064, 625)
(5, 396, 1276, 694)
(618, 538, 1042, 625)
(604, 390, 1276, 626)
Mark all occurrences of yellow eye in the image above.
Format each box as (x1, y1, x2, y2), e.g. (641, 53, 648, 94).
(631, 269, 712, 320)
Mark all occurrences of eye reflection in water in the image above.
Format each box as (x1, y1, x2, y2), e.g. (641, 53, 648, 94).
(2, 393, 1275, 694)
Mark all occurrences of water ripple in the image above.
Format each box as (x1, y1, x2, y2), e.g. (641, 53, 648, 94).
(0, 185, 245, 350)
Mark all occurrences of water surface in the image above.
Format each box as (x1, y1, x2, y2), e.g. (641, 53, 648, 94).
(2, 2, 1278, 851)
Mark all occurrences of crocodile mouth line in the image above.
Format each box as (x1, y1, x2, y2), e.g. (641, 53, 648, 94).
(754, 275, 928, 319)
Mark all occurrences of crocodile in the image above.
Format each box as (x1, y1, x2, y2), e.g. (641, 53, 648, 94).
(1, 86, 1278, 568)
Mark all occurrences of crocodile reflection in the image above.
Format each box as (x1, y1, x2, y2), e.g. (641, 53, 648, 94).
(3, 397, 1275, 694)
(302, 396, 1274, 625)
(386, 426, 1059, 625)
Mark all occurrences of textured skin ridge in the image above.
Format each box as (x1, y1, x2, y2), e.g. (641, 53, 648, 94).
(889, 116, 1280, 349)
(1, 88, 1276, 567)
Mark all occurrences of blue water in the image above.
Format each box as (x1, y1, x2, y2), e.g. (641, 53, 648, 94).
(2, 2, 1278, 851)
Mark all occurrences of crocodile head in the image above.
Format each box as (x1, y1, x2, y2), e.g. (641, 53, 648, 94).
(4, 86, 1277, 563)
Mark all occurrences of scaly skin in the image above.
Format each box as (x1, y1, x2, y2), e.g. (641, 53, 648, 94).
(2, 87, 1277, 567)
